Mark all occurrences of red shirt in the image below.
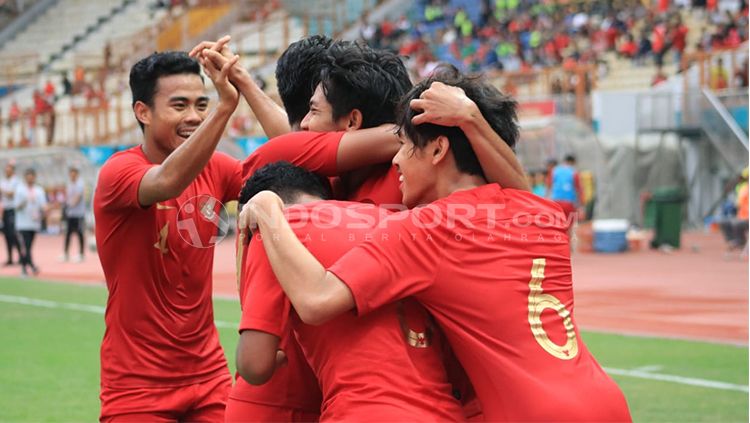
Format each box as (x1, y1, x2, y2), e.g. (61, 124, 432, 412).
(233, 130, 403, 414)
(240, 131, 342, 182)
(329, 185, 632, 422)
(242, 131, 403, 208)
(243, 201, 463, 421)
(94, 146, 242, 388)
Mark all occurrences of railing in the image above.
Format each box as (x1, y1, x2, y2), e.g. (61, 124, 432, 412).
(0, 92, 140, 148)
(485, 64, 596, 121)
(699, 88, 749, 173)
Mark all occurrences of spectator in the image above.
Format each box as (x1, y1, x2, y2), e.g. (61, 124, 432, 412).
(61, 72, 72, 97)
(0, 162, 20, 265)
(618, 33, 638, 58)
(734, 57, 749, 87)
(710, 57, 729, 89)
(14, 168, 47, 276)
(61, 166, 86, 263)
(549, 155, 583, 226)
(43, 80, 56, 103)
(652, 64, 668, 86)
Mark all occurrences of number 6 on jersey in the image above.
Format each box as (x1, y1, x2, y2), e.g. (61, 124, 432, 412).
(527, 258, 579, 360)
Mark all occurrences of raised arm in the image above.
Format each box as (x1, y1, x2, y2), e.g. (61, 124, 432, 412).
(410, 82, 530, 191)
(137, 55, 239, 207)
(239, 191, 354, 325)
(191, 37, 291, 138)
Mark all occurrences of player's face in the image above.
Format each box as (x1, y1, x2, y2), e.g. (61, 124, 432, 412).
(5, 165, 13, 177)
(300, 84, 349, 132)
(24, 172, 35, 185)
(392, 134, 438, 209)
(143, 74, 208, 153)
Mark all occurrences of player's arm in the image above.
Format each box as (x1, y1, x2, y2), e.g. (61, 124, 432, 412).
(410, 82, 530, 191)
(236, 330, 280, 385)
(240, 191, 354, 325)
(335, 124, 400, 172)
(190, 38, 291, 138)
(136, 53, 239, 207)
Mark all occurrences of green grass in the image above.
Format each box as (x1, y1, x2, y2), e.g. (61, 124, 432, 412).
(0, 277, 747, 422)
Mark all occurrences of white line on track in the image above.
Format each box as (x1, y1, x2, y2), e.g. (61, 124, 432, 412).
(2, 294, 748, 393)
(0, 294, 236, 329)
(603, 367, 748, 393)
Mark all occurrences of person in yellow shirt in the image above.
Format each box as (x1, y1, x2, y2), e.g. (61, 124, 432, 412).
(720, 168, 748, 255)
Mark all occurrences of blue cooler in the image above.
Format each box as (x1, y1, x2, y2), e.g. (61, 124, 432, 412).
(592, 219, 629, 253)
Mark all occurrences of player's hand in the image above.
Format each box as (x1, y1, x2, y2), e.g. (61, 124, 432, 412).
(188, 35, 232, 58)
(198, 51, 239, 112)
(409, 82, 479, 128)
(238, 190, 285, 232)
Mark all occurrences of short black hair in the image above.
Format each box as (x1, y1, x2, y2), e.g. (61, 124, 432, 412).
(239, 161, 333, 205)
(319, 41, 412, 129)
(564, 154, 576, 164)
(275, 35, 334, 127)
(129, 51, 203, 131)
(396, 68, 519, 177)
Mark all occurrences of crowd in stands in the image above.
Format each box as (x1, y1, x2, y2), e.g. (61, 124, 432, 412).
(358, 0, 749, 83)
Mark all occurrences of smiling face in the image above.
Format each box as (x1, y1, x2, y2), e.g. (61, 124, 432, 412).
(136, 73, 208, 156)
(299, 84, 352, 132)
(392, 134, 439, 209)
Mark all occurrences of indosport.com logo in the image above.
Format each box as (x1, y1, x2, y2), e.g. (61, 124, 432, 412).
(176, 195, 231, 248)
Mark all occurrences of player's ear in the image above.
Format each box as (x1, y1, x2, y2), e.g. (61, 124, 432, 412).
(346, 109, 363, 131)
(133, 101, 151, 128)
(430, 135, 450, 165)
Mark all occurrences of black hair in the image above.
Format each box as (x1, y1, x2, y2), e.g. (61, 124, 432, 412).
(24, 168, 36, 177)
(129, 51, 203, 131)
(319, 41, 412, 129)
(239, 161, 333, 205)
(564, 154, 576, 164)
(396, 67, 518, 177)
(275, 35, 334, 127)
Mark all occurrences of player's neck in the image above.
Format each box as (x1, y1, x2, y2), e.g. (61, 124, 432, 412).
(441, 171, 486, 198)
(141, 139, 170, 164)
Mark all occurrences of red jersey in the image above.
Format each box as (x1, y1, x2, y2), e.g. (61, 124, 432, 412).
(232, 130, 402, 414)
(94, 146, 242, 389)
(240, 131, 342, 182)
(329, 185, 632, 422)
(241, 131, 402, 207)
(242, 201, 463, 421)
(233, 217, 322, 416)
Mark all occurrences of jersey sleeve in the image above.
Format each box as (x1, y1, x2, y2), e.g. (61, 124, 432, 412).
(328, 205, 448, 316)
(241, 131, 344, 181)
(240, 234, 291, 337)
(94, 152, 154, 212)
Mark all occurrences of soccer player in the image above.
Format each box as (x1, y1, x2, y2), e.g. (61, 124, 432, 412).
(237, 162, 464, 420)
(94, 51, 242, 422)
(240, 72, 632, 422)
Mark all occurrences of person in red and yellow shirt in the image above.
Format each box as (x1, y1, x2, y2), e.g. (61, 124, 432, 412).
(94, 51, 242, 421)
(241, 71, 632, 422)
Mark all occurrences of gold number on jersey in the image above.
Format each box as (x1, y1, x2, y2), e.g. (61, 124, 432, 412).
(154, 223, 169, 254)
(527, 258, 578, 360)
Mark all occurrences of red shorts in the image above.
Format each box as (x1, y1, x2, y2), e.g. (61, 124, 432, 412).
(100, 373, 232, 422)
(225, 398, 320, 422)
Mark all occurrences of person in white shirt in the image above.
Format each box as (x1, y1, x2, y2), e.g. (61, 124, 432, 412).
(0, 162, 21, 265)
(61, 166, 86, 262)
(15, 168, 47, 276)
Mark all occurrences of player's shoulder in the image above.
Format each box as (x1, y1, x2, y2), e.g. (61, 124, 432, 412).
(100, 146, 146, 171)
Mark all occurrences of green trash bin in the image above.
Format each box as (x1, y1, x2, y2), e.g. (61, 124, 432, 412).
(649, 187, 686, 249)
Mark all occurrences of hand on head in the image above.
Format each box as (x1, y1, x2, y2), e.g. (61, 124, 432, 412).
(409, 82, 478, 127)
